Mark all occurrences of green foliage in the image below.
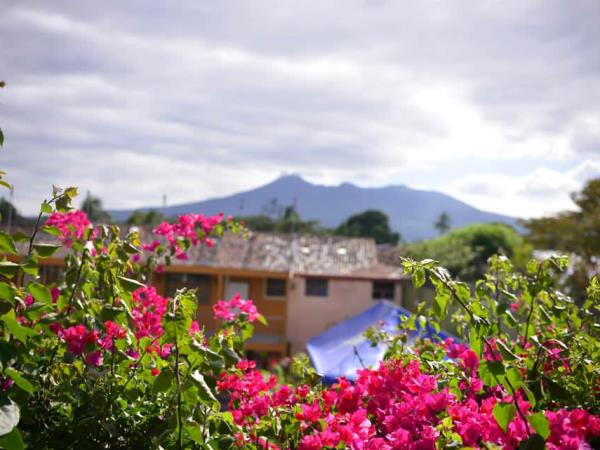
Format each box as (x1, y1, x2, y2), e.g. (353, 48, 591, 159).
(80, 192, 112, 223)
(403, 223, 531, 280)
(126, 209, 165, 227)
(0, 187, 253, 449)
(335, 209, 400, 244)
(241, 205, 327, 234)
(400, 255, 600, 413)
(523, 177, 600, 297)
(434, 211, 451, 235)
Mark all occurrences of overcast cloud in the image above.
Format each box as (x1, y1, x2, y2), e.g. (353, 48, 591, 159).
(0, 0, 599, 218)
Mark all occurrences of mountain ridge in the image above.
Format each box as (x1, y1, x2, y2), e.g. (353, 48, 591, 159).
(109, 175, 519, 242)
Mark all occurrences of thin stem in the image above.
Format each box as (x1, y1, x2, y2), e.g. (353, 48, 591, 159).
(65, 251, 88, 314)
(353, 346, 366, 369)
(436, 272, 532, 437)
(20, 194, 60, 287)
(173, 298, 183, 450)
(523, 263, 544, 343)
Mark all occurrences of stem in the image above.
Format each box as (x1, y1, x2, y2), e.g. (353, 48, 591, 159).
(19, 194, 60, 287)
(523, 292, 536, 344)
(353, 346, 366, 369)
(435, 273, 532, 437)
(523, 264, 544, 343)
(65, 251, 88, 314)
(117, 347, 149, 396)
(173, 298, 183, 450)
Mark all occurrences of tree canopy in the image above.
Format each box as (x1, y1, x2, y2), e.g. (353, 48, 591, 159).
(335, 209, 400, 244)
(523, 178, 600, 262)
(80, 192, 111, 223)
(126, 209, 166, 227)
(403, 222, 530, 280)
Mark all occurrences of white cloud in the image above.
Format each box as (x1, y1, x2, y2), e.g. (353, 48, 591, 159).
(449, 160, 600, 218)
(0, 1, 599, 216)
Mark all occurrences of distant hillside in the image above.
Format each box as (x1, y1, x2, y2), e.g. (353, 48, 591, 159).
(109, 175, 520, 242)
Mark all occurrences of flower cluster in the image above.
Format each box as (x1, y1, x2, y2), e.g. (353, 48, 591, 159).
(51, 320, 129, 367)
(152, 213, 224, 259)
(213, 294, 260, 322)
(131, 286, 169, 341)
(45, 210, 92, 246)
(217, 351, 600, 450)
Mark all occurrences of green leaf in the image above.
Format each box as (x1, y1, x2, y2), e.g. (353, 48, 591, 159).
(257, 314, 268, 326)
(0, 426, 24, 450)
(33, 243, 60, 258)
(497, 340, 519, 361)
(0, 262, 19, 279)
(117, 276, 145, 292)
(412, 268, 425, 288)
(0, 400, 19, 437)
(432, 290, 450, 319)
(0, 234, 16, 254)
(28, 283, 51, 304)
(152, 368, 173, 394)
(478, 360, 505, 386)
(0, 129, 3, 147)
(502, 367, 523, 392)
(527, 413, 550, 440)
(3, 315, 36, 344)
(518, 433, 545, 450)
(40, 201, 52, 214)
(19, 256, 38, 277)
(4, 369, 35, 395)
(191, 371, 218, 406)
(493, 402, 515, 433)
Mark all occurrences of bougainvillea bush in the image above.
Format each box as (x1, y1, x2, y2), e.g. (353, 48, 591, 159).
(0, 186, 598, 449)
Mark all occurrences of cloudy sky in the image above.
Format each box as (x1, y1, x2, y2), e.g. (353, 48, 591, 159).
(1, 0, 599, 218)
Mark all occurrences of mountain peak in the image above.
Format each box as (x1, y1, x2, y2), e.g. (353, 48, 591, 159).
(109, 176, 518, 241)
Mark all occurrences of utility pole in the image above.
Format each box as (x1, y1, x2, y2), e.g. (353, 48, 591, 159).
(7, 186, 13, 233)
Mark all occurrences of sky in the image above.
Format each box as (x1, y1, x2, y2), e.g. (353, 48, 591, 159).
(0, 0, 599, 218)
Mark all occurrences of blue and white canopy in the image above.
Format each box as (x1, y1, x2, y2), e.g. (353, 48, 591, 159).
(307, 301, 452, 384)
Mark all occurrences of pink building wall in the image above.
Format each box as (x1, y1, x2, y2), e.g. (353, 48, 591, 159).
(286, 276, 403, 355)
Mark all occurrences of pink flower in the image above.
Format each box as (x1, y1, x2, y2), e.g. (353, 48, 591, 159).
(62, 324, 98, 355)
(45, 210, 93, 246)
(125, 348, 139, 359)
(85, 350, 103, 367)
(213, 294, 261, 323)
(131, 286, 168, 340)
(51, 287, 60, 303)
(188, 320, 201, 336)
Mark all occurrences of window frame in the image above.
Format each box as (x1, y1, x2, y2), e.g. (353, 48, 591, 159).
(265, 278, 287, 300)
(165, 272, 213, 305)
(372, 281, 395, 301)
(304, 277, 329, 298)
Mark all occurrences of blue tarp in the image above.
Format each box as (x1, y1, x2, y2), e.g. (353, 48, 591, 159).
(307, 301, 452, 384)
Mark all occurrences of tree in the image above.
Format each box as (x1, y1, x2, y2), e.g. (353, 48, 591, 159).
(126, 209, 166, 227)
(523, 178, 600, 297)
(335, 210, 400, 244)
(0, 197, 26, 227)
(80, 192, 111, 223)
(434, 212, 451, 235)
(524, 178, 600, 261)
(404, 223, 530, 279)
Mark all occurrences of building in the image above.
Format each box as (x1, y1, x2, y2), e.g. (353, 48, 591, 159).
(20, 230, 407, 356)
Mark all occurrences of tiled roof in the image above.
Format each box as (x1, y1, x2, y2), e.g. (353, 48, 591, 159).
(167, 231, 403, 278)
(9, 225, 404, 279)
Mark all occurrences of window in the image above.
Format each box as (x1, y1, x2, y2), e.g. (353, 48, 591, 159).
(372, 281, 395, 300)
(165, 273, 212, 305)
(40, 264, 63, 285)
(265, 278, 286, 298)
(305, 278, 328, 297)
